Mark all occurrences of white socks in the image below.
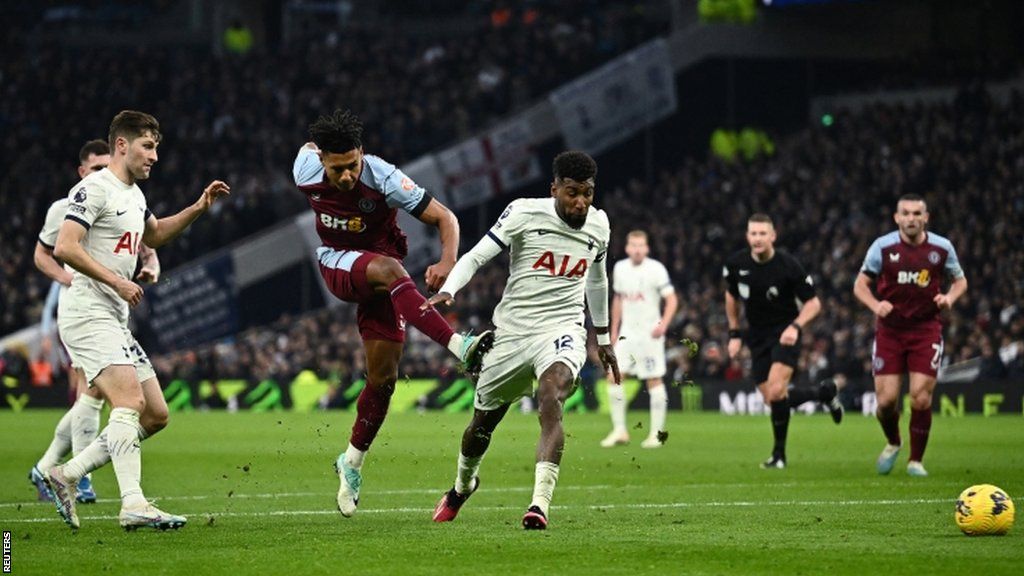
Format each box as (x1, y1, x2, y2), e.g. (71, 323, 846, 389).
(70, 394, 104, 455)
(344, 443, 366, 469)
(649, 384, 667, 436)
(530, 461, 560, 516)
(608, 384, 626, 433)
(455, 453, 482, 494)
(36, 410, 73, 472)
(447, 333, 465, 357)
(62, 430, 110, 482)
(106, 407, 146, 508)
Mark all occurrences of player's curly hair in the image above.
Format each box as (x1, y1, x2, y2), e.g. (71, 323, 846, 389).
(309, 109, 363, 154)
(553, 150, 597, 182)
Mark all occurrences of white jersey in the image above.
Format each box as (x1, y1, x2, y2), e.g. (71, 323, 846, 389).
(613, 257, 673, 337)
(58, 168, 149, 324)
(38, 198, 74, 298)
(486, 198, 610, 334)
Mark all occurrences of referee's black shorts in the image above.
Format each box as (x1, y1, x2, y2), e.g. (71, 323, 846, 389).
(746, 323, 801, 385)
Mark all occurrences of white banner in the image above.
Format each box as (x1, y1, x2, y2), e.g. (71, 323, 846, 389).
(549, 38, 677, 155)
(486, 117, 543, 191)
(436, 138, 494, 211)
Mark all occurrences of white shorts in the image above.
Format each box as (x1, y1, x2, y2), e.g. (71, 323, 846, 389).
(57, 314, 155, 385)
(474, 325, 588, 411)
(615, 333, 667, 380)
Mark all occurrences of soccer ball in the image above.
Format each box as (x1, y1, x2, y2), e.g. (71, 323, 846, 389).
(954, 484, 1015, 536)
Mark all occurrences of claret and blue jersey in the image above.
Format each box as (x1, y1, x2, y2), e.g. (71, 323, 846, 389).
(292, 147, 431, 260)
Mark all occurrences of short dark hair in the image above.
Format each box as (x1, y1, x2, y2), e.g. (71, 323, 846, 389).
(553, 150, 597, 182)
(748, 213, 774, 226)
(79, 139, 109, 163)
(108, 110, 161, 148)
(897, 193, 927, 209)
(309, 109, 363, 154)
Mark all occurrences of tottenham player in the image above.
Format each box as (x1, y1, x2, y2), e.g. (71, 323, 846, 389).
(43, 111, 230, 531)
(601, 230, 677, 448)
(30, 140, 161, 505)
(292, 110, 492, 518)
(724, 214, 841, 470)
(854, 194, 966, 477)
(428, 151, 619, 530)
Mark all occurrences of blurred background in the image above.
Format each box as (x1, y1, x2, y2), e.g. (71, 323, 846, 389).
(1, 0, 1021, 415)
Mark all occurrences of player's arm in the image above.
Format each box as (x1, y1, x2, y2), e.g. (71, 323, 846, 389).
(55, 220, 143, 307)
(143, 180, 230, 248)
(34, 242, 73, 286)
(854, 272, 891, 318)
(854, 238, 891, 317)
(423, 233, 502, 308)
(587, 246, 620, 384)
(655, 289, 678, 338)
(135, 243, 161, 284)
(416, 198, 459, 292)
(40, 281, 60, 335)
(609, 294, 622, 344)
(725, 290, 743, 360)
(935, 243, 967, 310)
(936, 275, 967, 310)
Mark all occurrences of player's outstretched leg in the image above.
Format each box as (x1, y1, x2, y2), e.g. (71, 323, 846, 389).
(435, 404, 509, 522)
(370, 257, 494, 374)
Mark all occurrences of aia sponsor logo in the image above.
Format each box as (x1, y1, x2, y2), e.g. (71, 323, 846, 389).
(114, 232, 142, 255)
(897, 269, 931, 287)
(319, 213, 366, 233)
(532, 251, 588, 278)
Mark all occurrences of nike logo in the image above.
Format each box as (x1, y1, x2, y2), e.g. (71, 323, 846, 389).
(116, 210, 127, 216)
(738, 270, 750, 276)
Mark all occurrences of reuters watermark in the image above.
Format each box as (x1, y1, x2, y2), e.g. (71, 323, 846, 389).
(2, 530, 10, 573)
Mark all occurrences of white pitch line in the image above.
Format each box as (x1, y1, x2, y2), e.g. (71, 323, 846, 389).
(0, 497, 953, 524)
(1, 479, 962, 509)
(0, 484, 612, 509)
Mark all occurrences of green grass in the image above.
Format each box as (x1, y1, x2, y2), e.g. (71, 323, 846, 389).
(1, 410, 1022, 575)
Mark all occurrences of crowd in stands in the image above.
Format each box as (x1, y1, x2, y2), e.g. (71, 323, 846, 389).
(135, 85, 1024, 397)
(3, 2, 1020, 397)
(0, 1, 663, 336)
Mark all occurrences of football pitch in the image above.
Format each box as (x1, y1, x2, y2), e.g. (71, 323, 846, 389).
(1, 410, 1021, 575)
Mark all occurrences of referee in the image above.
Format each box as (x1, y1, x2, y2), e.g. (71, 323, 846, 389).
(723, 214, 842, 469)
